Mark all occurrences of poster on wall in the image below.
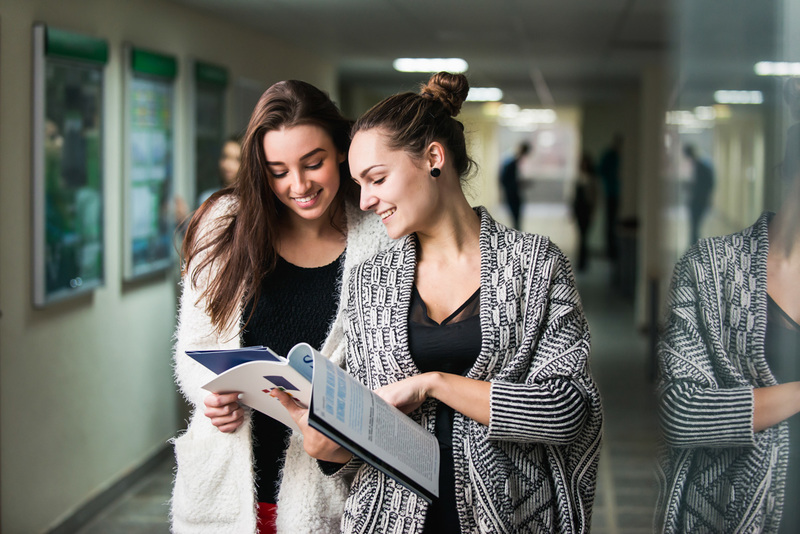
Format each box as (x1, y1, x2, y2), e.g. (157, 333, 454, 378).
(32, 24, 108, 307)
(123, 46, 177, 280)
(192, 61, 228, 208)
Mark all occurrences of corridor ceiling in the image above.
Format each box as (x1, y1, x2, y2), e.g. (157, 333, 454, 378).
(169, 0, 780, 109)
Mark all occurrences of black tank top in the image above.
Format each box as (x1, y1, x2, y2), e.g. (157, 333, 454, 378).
(408, 285, 481, 533)
(242, 253, 343, 504)
(764, 294, 800, 534)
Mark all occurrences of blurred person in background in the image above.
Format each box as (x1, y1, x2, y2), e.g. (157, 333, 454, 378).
(598, 134, 622, 260)
(683, 144, 715, 245)
(572, 152, 599, 272)
(499, 141, 531, 230)
(197, 133, 243, 207)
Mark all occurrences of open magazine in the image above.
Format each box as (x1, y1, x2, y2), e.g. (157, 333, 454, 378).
(186, 343, 440, 503)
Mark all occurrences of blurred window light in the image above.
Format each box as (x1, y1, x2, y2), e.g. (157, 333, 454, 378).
(537, 130, 557, 147)
(754, 61, 800, 76)
(393, 58, 468, 73)
(694, 106, 717, 120)
(466, 87, 503, 101)
(498, 107, 557, 130)
(666, 109, 714, 131)
(498, 103, 520, 118)
(713, 90, 764, 104)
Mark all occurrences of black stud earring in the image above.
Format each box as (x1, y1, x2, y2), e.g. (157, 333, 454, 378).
(430, 168, 441, 177)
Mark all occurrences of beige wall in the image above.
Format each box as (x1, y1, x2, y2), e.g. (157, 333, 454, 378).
(0, 1, 335, 532)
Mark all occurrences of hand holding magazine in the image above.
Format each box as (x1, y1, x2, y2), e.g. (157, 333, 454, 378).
(186, 343, 440, 502)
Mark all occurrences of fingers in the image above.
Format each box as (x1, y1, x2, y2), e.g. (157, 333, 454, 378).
(203, 392, 245, 433)
(270, 389, 306, 420)
(204, 391, 241, 408)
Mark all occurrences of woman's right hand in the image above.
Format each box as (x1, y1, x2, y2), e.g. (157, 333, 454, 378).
(203, 392, 245, 433)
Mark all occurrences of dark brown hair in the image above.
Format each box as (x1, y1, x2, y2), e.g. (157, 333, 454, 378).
(182, 80, 357, 335)
(351, 72, 475, 179)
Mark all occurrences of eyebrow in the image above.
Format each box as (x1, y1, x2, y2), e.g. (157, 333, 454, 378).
(266, 147, 326, 166)
(359, 164, 386, 179)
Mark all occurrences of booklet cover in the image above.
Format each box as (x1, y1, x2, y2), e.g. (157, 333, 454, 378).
(186, 343, 440, 502)
(187, 344, 315, 432)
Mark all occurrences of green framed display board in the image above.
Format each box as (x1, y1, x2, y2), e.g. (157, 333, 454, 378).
(192, 60, 228, 208)
(32, 24, 108, 307)
(122, 46, 177, 280)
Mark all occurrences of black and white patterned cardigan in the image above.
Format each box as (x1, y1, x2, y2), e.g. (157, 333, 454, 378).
(655, 212, 787, 533)
(336, 207, 603, 533)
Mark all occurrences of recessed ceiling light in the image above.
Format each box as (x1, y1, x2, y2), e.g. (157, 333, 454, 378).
(466, 87, 503, 101)
(714, 90, 763, 104)
(754, 61, 800, 76)
(392, 58, 468, 73)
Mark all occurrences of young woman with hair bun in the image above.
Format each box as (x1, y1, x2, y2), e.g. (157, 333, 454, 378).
(276, 72, 603, 533)
(171, 80, 392, 533)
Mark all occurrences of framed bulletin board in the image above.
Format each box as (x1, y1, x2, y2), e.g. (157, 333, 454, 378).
(32, 24, 108, 307)
(192, 60, 228, 208)
(122, 46, 177, 280)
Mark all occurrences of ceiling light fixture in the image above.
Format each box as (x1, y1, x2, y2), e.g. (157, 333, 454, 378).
(713, 90, 763, 105)
(466, 87, 503, 102)
(754, 61, 800, 76)
(392, 58, 468, 73)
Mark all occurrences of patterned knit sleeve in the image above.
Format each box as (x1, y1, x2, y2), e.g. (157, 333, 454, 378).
(656, 252, 755, 448)
(488, 246, 593, 445)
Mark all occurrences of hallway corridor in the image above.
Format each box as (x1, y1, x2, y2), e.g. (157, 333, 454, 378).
(75, 206, 660, 534)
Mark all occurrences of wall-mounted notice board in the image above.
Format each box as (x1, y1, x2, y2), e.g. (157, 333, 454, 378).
(122, 46, 177, 280)
(192, 60, 228, 207)
(32, 24, 108, 307)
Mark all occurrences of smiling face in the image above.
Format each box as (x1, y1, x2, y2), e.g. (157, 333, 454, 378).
(349, 128, 438, 239)
(263, 124, 344, 224)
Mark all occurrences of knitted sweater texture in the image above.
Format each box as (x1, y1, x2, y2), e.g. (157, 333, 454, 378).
(337, 207, 602, 533)
(170, 196, 392, 533)
(655, 213, 787, 533)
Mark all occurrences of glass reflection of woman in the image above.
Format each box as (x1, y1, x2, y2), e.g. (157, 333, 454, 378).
(656, 79, 800, 533)
(170, 80, 391, 533)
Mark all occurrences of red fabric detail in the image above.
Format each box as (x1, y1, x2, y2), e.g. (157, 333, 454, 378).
(257, 502, 277, 534)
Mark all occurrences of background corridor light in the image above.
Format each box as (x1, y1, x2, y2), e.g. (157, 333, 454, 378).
(392, 58, 468, 73)
(754, 61, 800, 76)
(466, 87, 503, 101)
(714, 90, 763, 104)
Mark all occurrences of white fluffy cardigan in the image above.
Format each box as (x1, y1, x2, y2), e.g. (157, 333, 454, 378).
(170, 196, 391, 533)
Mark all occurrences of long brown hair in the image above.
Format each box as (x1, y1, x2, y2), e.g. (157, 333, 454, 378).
(182, 80, 357, 335)
(351, 72, 475, 180)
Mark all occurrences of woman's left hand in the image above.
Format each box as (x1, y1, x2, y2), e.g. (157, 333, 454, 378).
(377, 372, 492, 426)
(375, 373, 435, 414)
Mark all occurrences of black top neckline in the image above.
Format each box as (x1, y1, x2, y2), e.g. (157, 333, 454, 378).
(767, 294, 800, 332)
(411, 285, 480, 326)
(277, 251, 344, 271)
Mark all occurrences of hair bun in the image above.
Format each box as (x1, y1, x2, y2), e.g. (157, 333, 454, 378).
(420, 72, 470, 117)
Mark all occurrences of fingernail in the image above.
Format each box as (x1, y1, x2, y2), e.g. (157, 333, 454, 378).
(237, 393, 244, 400)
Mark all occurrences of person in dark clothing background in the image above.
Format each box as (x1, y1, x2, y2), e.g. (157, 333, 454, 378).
(572, 152, 599, 271)
(499, 141, 531, 230)
(598, 134, 622, 259)
(683, 144, 715, 244)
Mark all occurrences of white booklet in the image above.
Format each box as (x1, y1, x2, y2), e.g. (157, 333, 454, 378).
(186, 343, 440, 502)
